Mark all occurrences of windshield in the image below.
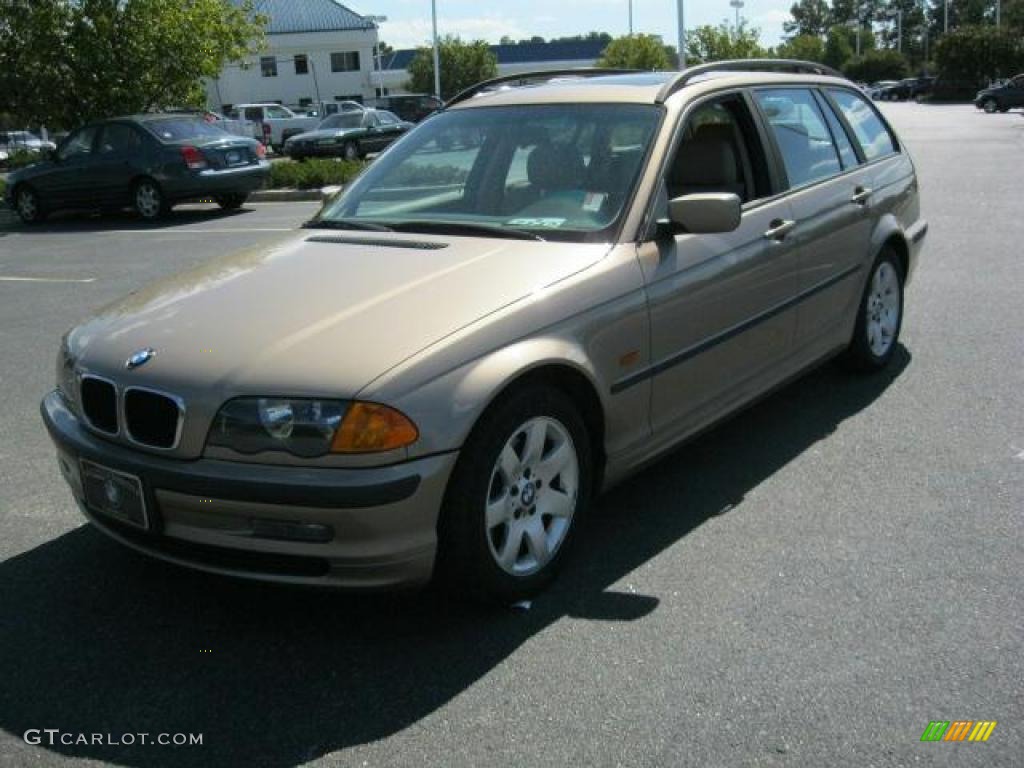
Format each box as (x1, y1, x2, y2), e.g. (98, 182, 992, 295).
(145, 119, 231, 141)
(318, 103, 663, 243)
(320, 114, 364, 130)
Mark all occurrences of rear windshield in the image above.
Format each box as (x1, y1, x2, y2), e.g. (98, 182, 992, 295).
(145, 119, 231, 142)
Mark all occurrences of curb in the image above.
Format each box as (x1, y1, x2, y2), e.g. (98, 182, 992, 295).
(250, 185, 343, 203)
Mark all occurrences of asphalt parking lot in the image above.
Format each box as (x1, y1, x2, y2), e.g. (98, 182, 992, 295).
(1, 104, 1021, 767)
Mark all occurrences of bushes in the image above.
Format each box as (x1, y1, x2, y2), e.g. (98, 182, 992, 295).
(935, 26, 1024, 88)
(0, 149, 42, 171)
(267, 158, 368, 190)
(843, 50, 909, 83)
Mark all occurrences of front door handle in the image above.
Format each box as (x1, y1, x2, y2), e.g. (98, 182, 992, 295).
(763, 219, 797, 241)
(850, 186, 873, 205)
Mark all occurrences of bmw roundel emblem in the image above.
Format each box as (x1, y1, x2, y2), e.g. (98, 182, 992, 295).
(125, 347, 155, 370)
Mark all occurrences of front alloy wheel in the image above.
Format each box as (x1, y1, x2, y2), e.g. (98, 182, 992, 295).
(983, 98, 999, 113)
(485, 417, 579, 577)
(438, 385, 592, 602)
(342, 141, 359, 161)
(15, 187, 43, 224)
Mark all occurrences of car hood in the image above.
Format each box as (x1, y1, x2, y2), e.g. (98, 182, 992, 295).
(289, 128, 358, 142)
(68, 232, 607, 399)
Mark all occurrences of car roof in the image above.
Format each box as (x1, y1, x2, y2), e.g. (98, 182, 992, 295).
(448, 70, 853, 109)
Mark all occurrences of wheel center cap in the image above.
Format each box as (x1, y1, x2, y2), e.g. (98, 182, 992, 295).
(521, 483, 536, 507)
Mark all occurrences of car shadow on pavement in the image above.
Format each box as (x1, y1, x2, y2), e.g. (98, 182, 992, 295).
(0, 348, 910, 767)
(3, 206, 256, 234)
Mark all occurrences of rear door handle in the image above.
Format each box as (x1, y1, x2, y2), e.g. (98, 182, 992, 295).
(764, 219, 797, 241)
(850, 186, 873, 205)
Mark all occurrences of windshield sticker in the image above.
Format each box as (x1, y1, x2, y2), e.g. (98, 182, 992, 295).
(507, 217, 566, 229)
(583, 192, 606, 213)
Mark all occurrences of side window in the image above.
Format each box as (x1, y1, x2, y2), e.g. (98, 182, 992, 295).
(828, 89, 897, 161)
(243, 107, 263, 122)
(755, 88, 841, 188)
(665, 96, 772, 204)
(266, 106, 291, 119)
(58, 126, 99, 161)
(814, 92, 859, 169)
(98, 124, 144, 155)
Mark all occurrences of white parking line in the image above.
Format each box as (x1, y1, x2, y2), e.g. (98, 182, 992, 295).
(0, 276, 96, 283)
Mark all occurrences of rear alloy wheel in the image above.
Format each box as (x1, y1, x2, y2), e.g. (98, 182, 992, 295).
(134, 179, 167, 220)
(216, 193, 248, 211)
(342, 141, 359, 161)
(843, 249, 904, 372)
(15, 186, 44, 224)
(982, 98, 999, 113)
(437, 386, 592, 602)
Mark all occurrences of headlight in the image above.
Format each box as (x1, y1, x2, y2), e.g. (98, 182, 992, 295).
(207, 398, 418, 457)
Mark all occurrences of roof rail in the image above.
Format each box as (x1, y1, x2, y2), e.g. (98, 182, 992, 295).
(445, 68, 642, 108)
(655, 59, 845, 104)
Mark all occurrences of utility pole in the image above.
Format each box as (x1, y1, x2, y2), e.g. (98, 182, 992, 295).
(677, 0, 686, 69)
(890, 9, 902, 53)
(629, 0, 633, 34)
(996, 0, 1001, 27)
(431, 0, 441, 100)
(944, 0, 949, 33)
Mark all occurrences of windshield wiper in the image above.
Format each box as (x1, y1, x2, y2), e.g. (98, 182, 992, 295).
(303, 218, 395, 232)
(389, 220, 546, 242)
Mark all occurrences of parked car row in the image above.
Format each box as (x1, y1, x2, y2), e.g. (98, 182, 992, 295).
(4, 114, 269, 223)
(0, 130, 58, 167)
(869, 77, 935, 101)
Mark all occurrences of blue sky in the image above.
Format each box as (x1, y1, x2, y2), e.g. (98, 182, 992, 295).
(348, 0, 793, 51)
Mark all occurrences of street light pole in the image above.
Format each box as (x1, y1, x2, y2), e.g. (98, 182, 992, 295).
(944, 0, 949, 33)
(890, 9, 902, 53)
(364, 15, 388, 99)
(729, 0, 745, 33)
(677, 0, 686, 69)
(431, 0, 441, 100)
(628, 0, 633, 34)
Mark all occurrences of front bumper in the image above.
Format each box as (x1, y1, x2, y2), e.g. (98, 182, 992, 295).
(41, 391, 457, 589)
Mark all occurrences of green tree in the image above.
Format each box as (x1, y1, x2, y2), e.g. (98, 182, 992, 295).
(597, 34, 671, 69)
(782, 0, 831, 37)
(776, 33, 826, 62)
(934, 25, 1024, 85)
(823, 24, 854, 69)
(0, 0, 266, 129)
(685, 22, 769, 63)
(843, 49, 910, 81)
(407, 36, 498, 100)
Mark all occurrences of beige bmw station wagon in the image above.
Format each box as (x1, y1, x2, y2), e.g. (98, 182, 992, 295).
(43, 61, 927, 601)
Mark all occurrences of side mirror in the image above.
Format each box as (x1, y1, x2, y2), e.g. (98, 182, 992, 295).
(665, 193, 742, 235)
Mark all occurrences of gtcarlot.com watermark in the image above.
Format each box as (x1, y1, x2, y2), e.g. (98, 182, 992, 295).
(24, 729, 202, 747)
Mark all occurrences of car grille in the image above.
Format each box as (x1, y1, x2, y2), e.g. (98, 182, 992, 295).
(124, 389, 182, 449)
(79, 377, 184, 450)
(80, 376, 118, 434)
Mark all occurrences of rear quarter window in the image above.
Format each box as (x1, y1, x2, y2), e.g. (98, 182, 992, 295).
(828, 89, 897, 161)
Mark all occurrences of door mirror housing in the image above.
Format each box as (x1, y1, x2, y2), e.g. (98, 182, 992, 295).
(664, 193, 742, 235)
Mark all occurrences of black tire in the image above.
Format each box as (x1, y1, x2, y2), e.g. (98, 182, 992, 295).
(216, 193, 248, 211)
(133, 178, 168, 220)
(842, 249, 905, 372)
(342, 141, 360, 161)
(982, 98, 999, 113)
(13, 185, 45, 224)
(436, 385, 593, 603)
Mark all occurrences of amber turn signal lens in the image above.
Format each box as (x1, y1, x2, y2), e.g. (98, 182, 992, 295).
(330, 402, 419, 454)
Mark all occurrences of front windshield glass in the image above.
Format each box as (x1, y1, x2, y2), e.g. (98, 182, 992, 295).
(320, 113, 364, 130)
(318, 103, 663, 242)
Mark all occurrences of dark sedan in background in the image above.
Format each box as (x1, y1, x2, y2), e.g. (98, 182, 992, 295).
(5, 115, 269, 224)
(283, 109, 411, 161)
(975, 74, 1024, 112)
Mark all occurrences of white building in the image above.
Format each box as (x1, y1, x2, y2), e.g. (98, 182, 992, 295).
(206, 0, 381, 112)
